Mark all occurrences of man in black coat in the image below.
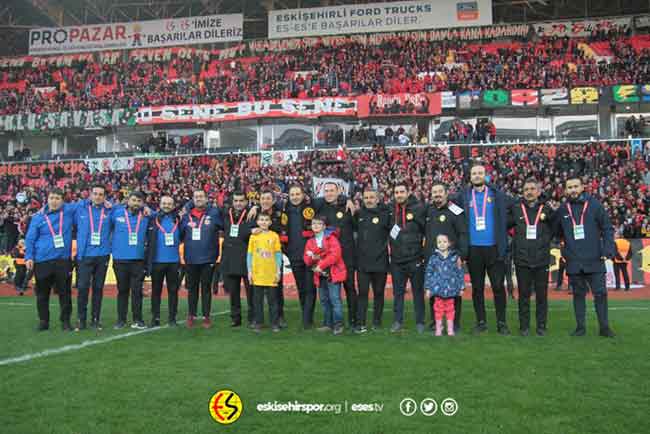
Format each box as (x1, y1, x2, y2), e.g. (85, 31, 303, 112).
(389, 182, 427, 333)
(280, 184, 316, 329)
(353, 188, 391, 333)
(453, 163, 513, 335)
(424, 181, 468, 333)
(554, 176, 616, 338)
(508, 178, 555, 336)
(221, 191, 255, 327)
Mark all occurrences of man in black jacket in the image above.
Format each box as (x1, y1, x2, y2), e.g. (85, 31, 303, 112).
(313, 182, 358, 329)
(389, 182, 427, 333)
(221, 191, 255, 327)
(554, 177, 616, 338)
(280, 184, 316, 329)
(453, 163, 513, 335)
(353, 188, 391, 333)
(508, 179, 555, 336)
(424, 182, 468, 333)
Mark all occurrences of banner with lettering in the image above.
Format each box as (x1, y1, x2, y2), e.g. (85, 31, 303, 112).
(85, 157, 135, 173)
(0, 109, 136, 132)
(29, 14, 243, 55)
(357, 93, 442, 117)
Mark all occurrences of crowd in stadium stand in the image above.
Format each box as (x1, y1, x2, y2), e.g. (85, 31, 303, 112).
(1, 141, 650, 254)
(1, 26, 649, 115)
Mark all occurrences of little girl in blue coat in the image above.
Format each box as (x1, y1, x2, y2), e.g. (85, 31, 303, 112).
(424, 234, 465, 336)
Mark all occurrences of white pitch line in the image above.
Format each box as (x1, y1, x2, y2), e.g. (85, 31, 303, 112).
(0, 309, 230, 367)
(0, 302, 32, 306)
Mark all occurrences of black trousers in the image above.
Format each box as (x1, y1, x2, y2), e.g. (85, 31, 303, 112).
(342, 260, 358, 327)
(186, 263, 215, 318)
(223, 273, 252, 324)
(357, 271, 387, 327)
(613, 262, 630, 290)
(515, 265, 548, 331)
(556, 261, 566, 288)
(34, 259, 72, 324)
(113, 260, 145, 323)
(253, 285, 279, 327)
(467, 246, 507, 325)
(14, 264, 27, 291)
(276, 263, 285, 319)
(290, 260, 316, 328)
(504, 257, 515, 296)
(151, 262, 180, 322)
(390, 261, 425, 325)
(429, 295, 462, 329)
(77, 255, 109, 322)
(568, 271, 610, 331)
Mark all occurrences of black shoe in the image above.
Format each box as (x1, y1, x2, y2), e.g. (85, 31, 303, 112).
(76, 320, 87, 331)
(131, 321, 147, 330)
(169, 319, 178, 327)
(472, 322, 487, 334)
(570, 328, 586, 336)
(278, 318, 288, 329)
(114, 321, 126, 330)
(62, 321, 72, 331)
(454, 324, 461, 334)
(37, 322, 49, 331)
(428, 322, 435, 331)
(497, 323, 511, 336)
(536, 328, 546, 337)
(150, 319, 161, 328)
(520, 328, 529, 337)
(599, 328, 616, 338)
(354, 326, 368, 334)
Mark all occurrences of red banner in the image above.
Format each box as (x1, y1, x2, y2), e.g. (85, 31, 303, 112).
(136, 97, 358, 124)
(357, 93, 442, 118)
(0, 161, 87, 177)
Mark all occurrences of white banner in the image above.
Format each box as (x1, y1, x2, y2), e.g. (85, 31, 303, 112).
(534, 17, 631, 37)
(261, 150, 300, 167)
(312, 176, 350, 197)
(29, 14, 243, 55)
(85, 157, 134, 173)
(268, 0, 493, 39)
(441, 91, 457, 108)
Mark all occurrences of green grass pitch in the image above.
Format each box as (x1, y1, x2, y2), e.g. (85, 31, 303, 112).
(1, 296, 649, 434)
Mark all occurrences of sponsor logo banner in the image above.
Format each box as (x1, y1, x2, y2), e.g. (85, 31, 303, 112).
(29, 14, 243, 54)
(268, 0, 493, 39)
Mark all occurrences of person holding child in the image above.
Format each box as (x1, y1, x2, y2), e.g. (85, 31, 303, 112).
(303, 215, 347, 336)
(424, 234, 465, 336)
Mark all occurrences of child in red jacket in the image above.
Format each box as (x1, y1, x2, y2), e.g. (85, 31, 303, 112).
(304, 215, 347, 335)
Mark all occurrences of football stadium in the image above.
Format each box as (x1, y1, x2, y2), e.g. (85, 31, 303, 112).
(0, 0, 649, 433)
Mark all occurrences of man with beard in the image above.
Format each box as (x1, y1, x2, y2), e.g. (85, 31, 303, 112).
(280, 184, 316, 329)
(313, 182, 358, 329)
(180, 190, 224, 329)
(258, 190, 288, 328)
(555, 177, 616, 337)
(353, 188, 391, 332)
(423, 182, 468, 333)
(110, 191, 151, 330)
(221, 191, 255, 328)
(508, 179, 555, 336)
(146, 195, 181, 327)
(453, 164, 512, 335)
(389, 182, 427, 333)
